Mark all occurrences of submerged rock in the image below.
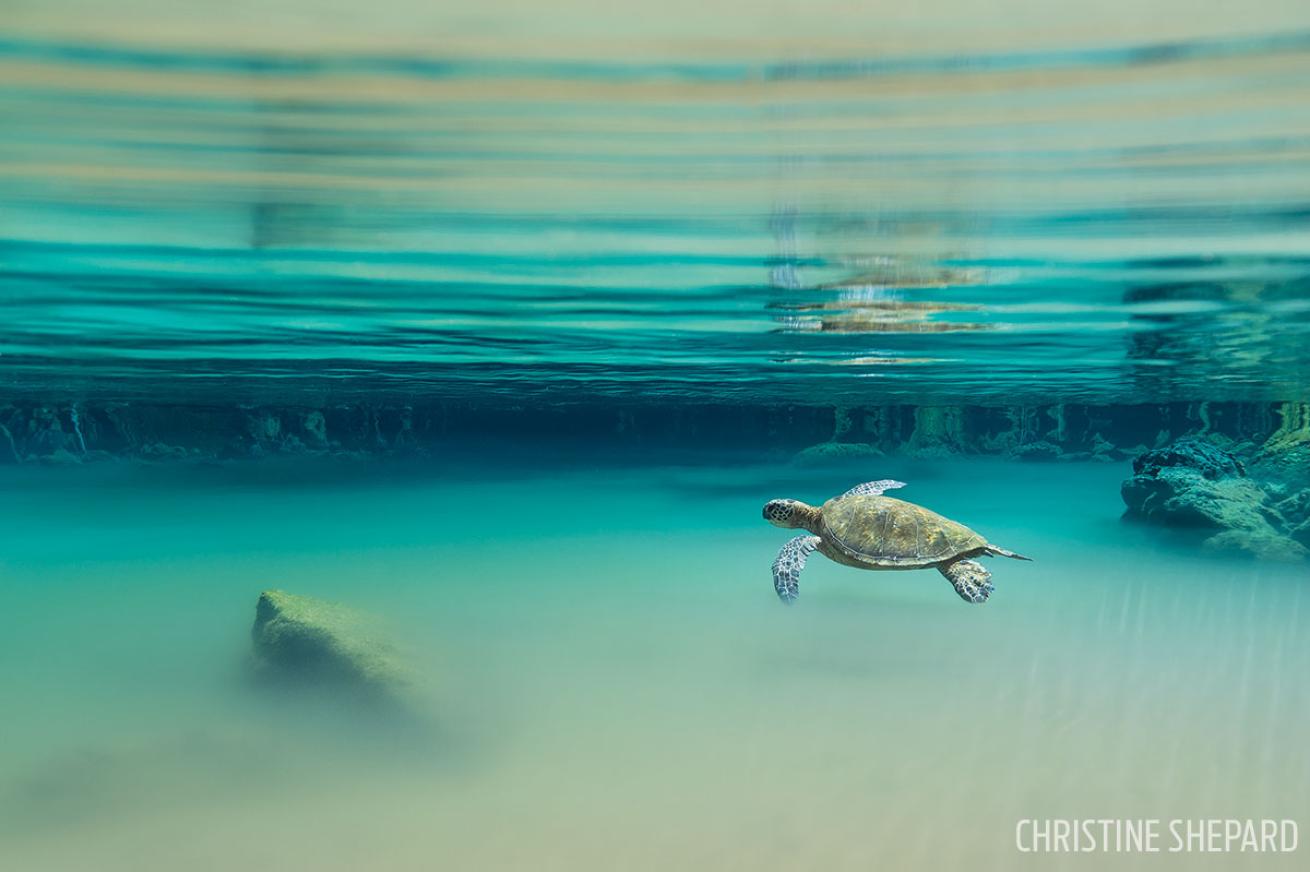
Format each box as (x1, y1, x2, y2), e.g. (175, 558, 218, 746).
(1250, 402, 1310, 487)
(1010, 440, 1062, 462)
(251, 590, 407, 694)
(1276, 489, 1310, 547)
(903, 405, 966, 457)
(1123, 472, 1269, 530)
(1121, 439, 1255, 526)
(0, 398, 1301, 464)
(1203, 529, 1308, 562)
(38, 448, 82, 466)
(1129, 438, 1246, 482)
(303, 410, 329, 448)
(1292, 520, 1310, 549)
(0, 424, 21, 464)
(1121, 438, 1305, 560)
(792, 441, 883, 465)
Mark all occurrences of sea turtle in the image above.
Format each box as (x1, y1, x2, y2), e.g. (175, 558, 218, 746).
(763, 479, 1030, 604)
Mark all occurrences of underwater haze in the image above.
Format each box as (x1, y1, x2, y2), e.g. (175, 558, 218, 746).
(2, 1, 1310, 870)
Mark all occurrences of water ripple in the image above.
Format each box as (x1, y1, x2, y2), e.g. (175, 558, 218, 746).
(2, 23, 1309, 405)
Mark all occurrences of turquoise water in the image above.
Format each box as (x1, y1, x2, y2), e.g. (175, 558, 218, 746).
(2, 458, 1308, 870)
(4, 2, 1310, 870)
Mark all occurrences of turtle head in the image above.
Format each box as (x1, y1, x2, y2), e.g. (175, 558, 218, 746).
(763, 499, 808, 529)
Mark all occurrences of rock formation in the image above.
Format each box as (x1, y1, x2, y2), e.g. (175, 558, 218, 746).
(0, 399, 1301, 465)
(251, 590, 408, 694)
(1121, 439, 1307, 561)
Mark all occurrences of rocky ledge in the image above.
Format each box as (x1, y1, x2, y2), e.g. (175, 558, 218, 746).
(1121, 438, 1309, 561)
(0, 399, 1305, 466)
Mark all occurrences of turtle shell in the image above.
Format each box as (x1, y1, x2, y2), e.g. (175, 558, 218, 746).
(819, 495, 987, 567)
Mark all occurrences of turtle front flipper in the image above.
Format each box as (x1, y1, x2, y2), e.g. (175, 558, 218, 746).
(939, 559, 993, 604)
(841, 479, 906, 498)
(772, 535, 820, 604)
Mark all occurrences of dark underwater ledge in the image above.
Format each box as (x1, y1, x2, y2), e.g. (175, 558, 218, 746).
(1, 399, 1306, 470)
(4, 398, 1307, 560)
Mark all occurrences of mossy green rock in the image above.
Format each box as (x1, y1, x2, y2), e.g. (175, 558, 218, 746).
(1122, 440, 1264, 529)
(1122, 439, 1306, 561)
(251, 590, 406, 692)
(792, 441, 883, 465)
(1010, 440, 1063, 462)
(1203, 528, 1309, 562)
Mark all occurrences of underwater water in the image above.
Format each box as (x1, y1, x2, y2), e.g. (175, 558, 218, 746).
(3, 1, 1310, 870)
(3, 458, 1309, 872)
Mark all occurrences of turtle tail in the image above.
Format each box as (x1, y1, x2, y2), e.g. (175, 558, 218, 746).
(986, 545, 1032, 561)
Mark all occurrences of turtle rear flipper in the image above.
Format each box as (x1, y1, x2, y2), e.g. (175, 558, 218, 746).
(939, 559, 993, 604)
